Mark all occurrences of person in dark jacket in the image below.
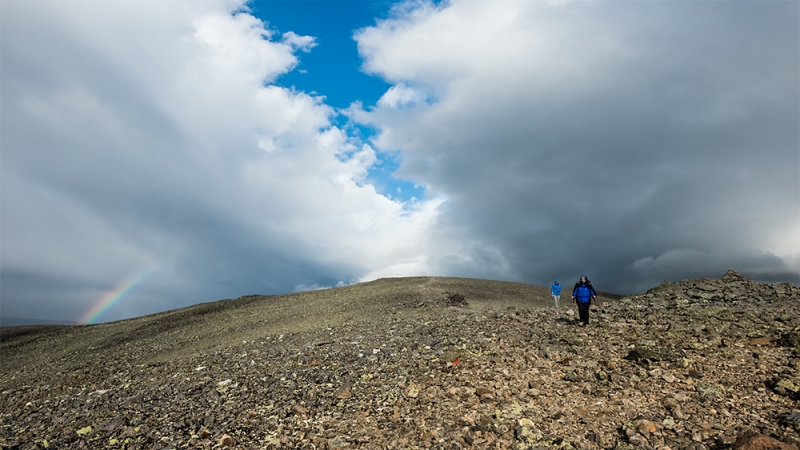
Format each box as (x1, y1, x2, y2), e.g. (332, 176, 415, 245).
(551, 280, 562, 309)
(572, 275, 597, 326)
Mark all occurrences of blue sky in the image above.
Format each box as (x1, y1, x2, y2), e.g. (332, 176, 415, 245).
(254, 0, 425, 202)
(254, 0, 394, 108)
(1, 0, 798, 325)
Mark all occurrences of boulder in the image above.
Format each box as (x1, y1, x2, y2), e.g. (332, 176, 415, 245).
(732, 430, 799, 450)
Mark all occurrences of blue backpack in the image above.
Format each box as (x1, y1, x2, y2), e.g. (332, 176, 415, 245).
(575, 285, 591, 302)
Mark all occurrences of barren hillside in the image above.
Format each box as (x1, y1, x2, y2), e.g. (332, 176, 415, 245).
(1, 272, 799, 449)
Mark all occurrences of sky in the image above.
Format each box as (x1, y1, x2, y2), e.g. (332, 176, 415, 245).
(1, 0, 798, 325)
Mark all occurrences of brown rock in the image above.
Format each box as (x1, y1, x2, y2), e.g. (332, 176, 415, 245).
(625, 346, 680, 363)
(336, 390, 352, 399)
(475, 387, 495, 397)
(723, 269, 746, 283)
(219, 434, 235, 447)
(749, 337, 772, 346)
(634, 419, 657, 435)
(422, 430, 439, 441)
(328, 435, 350, 448)
(732, 431, 799, 450)
(628, 433, 650, 447)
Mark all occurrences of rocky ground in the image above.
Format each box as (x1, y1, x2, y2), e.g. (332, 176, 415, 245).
(1, 270, 799, 449)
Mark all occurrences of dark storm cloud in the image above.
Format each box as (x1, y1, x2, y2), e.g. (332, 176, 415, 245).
(356, 0, 800, 293)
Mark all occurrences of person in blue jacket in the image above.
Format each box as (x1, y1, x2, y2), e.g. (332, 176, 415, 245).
(572, 275, 597, 326)
(551, 279, 562, 309)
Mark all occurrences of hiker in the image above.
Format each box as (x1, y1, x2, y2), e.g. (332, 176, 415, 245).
(572, 274, 597, 326)
(551, 279, 562, 309)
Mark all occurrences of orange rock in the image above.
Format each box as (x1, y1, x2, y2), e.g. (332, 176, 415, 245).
(634, 419, 657, 435)
(732, 430, 799, 450)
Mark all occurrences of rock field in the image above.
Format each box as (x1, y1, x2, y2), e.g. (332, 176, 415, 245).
(1, 270, 799, 449)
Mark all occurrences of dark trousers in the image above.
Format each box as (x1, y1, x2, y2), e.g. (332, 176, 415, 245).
(577, 301, 591, 324)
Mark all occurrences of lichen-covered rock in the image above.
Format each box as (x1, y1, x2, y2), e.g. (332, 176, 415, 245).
(696, 381, 726, 399)
(779, 331, 800, 348)
(625, 346, 682, 364)
(783, 413, 800, 433)
(776, 377, 800, 397)
(444, 291, 468, 307)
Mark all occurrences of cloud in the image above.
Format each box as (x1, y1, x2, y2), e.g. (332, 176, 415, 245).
(354, 0, 800, 292)
(377, 84, 427, 108)
(281, 31, 317, 53)
(2, 0, 798, 324)
(629, 249, 797, 289)
(0, 0, 443, 322)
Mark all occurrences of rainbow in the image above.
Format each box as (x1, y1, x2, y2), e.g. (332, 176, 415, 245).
(80, 264, 161, 324)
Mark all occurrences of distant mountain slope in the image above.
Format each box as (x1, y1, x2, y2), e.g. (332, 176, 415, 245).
(0, 316, 77, 327)
(1, 277, 600, 384)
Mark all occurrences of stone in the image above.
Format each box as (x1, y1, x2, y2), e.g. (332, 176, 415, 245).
(697, 381, 725, 399)
(336, 390, 352, 399)
(625, 346, 680, 363)
(445, 292, 468, 307)
(783, 412, 800, 432)
(515, 423, 537, 440)
(328, 435, 351, 448)
(634, 419, 657, 435)
(779, 332, 800, 348)
(663, 398, 680, 410)
(776, 378, 800, 396)
(219, 434, 235, 447)
(723, 269, 746, 283)
(749, 337, 772, 346)
(475, 387, 494, 397)
(732, 430, 799, 450)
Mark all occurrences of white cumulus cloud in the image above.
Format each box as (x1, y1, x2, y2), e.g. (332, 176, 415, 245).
(0, 0, 446, 322)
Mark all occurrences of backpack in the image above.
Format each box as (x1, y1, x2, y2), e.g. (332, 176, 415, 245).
(575, 285, 591, 302)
